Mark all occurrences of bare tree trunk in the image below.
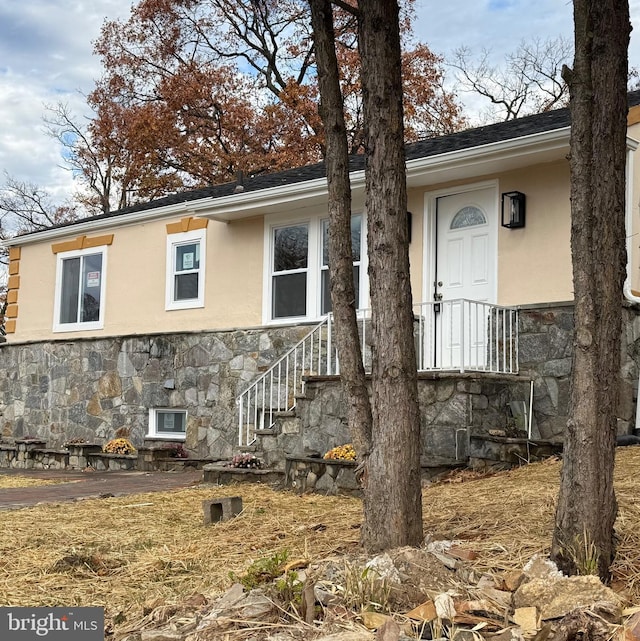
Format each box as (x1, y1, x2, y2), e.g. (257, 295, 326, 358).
(357, 0, 423, 551)
(551, 0, 630, 581)
(309, 0, 372, 460)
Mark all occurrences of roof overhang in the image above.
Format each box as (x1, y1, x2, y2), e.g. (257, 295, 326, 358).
(201, 125, 574, 221)
(8, 124, 638, 248)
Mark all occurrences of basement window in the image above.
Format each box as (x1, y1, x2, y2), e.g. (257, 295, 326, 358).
(148, 409, 187, 440)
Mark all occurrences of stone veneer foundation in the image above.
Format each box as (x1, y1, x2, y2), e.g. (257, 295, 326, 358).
(0, 303, 638, 465)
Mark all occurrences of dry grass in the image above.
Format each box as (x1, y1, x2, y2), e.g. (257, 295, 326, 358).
(0, 484, 362, 618)
(0, 448, 639, 632)
(423, 456, 561, 572)
(0, 475, 70, 489)
(423, 446, 640, 598)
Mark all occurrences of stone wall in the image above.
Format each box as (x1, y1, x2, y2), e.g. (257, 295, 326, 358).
(254, 302, 640, 467)
(276, 374, 532, 467)
(518, 302, 639, 439)
(1, 302, 639, 465)
(0, 325, 312, 459)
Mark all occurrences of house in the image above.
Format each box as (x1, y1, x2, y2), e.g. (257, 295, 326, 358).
(2, 92, 640, 471)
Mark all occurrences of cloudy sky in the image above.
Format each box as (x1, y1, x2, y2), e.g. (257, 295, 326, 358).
(1, 0, 640, 208)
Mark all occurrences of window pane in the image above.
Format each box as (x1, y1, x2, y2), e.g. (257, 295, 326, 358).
(60, 257, 81, 324)
(176, 243, 199, 272)
(351, 215, 362, 261)
(81, 253, 102, 322)
(322, 220, 329, 266)
(157, 411, 186, 434)
(321, 266, 360, 315)
(321, 269, 331, 315)
(273, 273, 307, 318)
(322, 215, 362, 268)
(175, 273, 199, 300)
(274, 225, 308, 271)
(450, 206, 486, 229)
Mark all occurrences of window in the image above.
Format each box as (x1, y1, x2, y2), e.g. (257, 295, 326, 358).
(53, 246, 107, 332)
(265, 214, 366, 323)
(166, 229, 206, 310)
(272, 224, 308, 319)
(321, 215, 362, 315)
(450, 206, 487, 229)
(148, 408, 187, 440)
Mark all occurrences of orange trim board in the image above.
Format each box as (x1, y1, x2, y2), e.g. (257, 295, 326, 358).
(166, 217, 209, 234)
(5, 304, 18, 319)
(629, 105, 640, 126)
(51, 234, 114, 254)
(7, 275, 19, 290)
(8, 247, 21, 261)
(6, 290, 18, 305)
(8, 260, 19, 276)
(4, 320, 16, 334)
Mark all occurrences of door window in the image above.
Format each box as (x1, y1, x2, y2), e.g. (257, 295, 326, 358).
(450, 206, 487, 229)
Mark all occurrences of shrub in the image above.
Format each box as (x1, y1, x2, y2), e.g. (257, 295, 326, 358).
(162, 443, 189, 459)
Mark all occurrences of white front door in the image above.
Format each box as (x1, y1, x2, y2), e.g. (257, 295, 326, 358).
(432, 187, 497, 369)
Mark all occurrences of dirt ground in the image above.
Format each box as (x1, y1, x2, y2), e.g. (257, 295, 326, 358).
(0, 448, 638, 640)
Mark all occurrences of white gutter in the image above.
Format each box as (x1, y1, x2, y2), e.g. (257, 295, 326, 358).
(2, 199, 203, 247)
(624, 142, 640, 304)
(405, 125, 570, 180)
(622, 142, 640, 435)
(202, 126, 572, 220)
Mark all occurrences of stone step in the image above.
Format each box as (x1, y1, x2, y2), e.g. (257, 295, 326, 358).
(469, 434, 562, 466)
(202, 463, 284, 486)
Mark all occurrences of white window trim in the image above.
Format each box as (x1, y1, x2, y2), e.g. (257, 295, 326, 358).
(148, 408, 187, 440)
(268, 220, 313, 323)
(165, 228, 206, 311)
(53, 245, 108, 333)
(262, 212, 367, 325)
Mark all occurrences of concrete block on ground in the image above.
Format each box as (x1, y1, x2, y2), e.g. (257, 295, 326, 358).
(203, 496, 243, 524)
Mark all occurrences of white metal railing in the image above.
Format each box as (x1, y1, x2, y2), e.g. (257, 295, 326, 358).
(413, 300, 519, 375)
(237, 299, 519, 445)
(237, 318, 333, 447)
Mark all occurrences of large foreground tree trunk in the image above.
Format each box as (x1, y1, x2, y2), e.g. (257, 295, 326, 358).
(357, 0, 423, 551)
(309, 0, 373, 460)
(551, 0, 630, 581)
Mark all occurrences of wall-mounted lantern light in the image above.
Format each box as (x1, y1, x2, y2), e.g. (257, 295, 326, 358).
(501, 191, 526, 229)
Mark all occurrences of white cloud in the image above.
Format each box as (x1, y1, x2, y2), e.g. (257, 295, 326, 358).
(0, 0, 132, 203)
(0, 75, 71, 197)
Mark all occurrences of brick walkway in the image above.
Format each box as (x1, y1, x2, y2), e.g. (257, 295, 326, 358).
(0, 468, 203, 510)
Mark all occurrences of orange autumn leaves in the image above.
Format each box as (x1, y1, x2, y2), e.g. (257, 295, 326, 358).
(73, 0, 464, 212)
